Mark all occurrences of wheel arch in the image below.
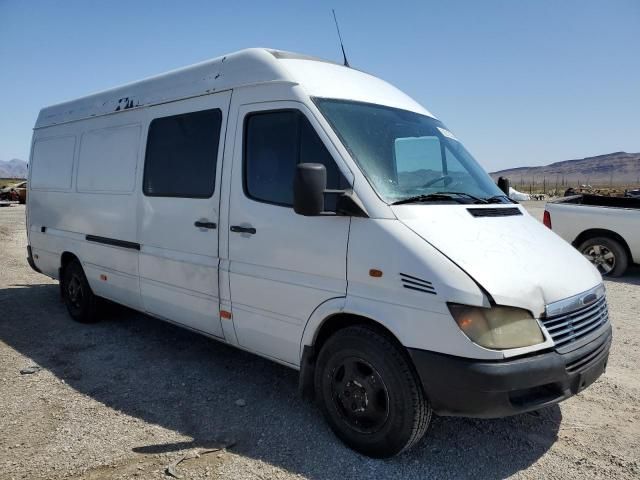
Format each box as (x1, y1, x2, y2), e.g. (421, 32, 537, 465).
(298, 306, 410, 401)
(59, 251, 81, 296)
(311, 312, 404, 354)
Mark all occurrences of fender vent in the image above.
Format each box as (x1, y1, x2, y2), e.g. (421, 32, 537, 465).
(400, 273, 436, 295)
(467, 207, 522, 217)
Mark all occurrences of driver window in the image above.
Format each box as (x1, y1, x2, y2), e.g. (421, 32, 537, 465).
(394, 136, 443, 190)
(244, 109, 348, 209)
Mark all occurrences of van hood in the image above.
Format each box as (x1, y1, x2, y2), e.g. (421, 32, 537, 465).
(392, 204, 602, 317)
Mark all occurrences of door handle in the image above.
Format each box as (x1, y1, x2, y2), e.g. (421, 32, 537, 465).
(230, 225, 256, 234)
(194, 221, 217, 229)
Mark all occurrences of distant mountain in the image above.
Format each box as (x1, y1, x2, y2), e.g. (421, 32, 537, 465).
(490, 152, 640, 185)
(3, 153, 638, 186)
(0, 159, 27, 179)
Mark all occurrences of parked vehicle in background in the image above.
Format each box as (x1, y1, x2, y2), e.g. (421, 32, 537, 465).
(27, 48, 612, 457)
(508, 187, 531, 201)
(545, 194, 640, 276)
(0, 181, 26, 203)
(14, 181, 27, 204)
(625, 188, 640, 198)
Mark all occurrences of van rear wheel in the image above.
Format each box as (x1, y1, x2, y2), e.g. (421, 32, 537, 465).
(62, 259, 99, 323)
(314, 325, 431, 458)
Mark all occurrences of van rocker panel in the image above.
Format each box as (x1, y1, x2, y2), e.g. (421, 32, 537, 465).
(408, 326, 612, 418)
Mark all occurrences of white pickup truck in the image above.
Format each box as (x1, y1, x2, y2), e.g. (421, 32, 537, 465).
(544, 194, 640, 276)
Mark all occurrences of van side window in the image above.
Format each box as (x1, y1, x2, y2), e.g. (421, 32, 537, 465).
(144, 109, 222, 198)
(244, 110, 347, 207)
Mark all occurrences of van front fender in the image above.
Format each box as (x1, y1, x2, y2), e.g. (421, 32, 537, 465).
(299, 293, 506, 364)
(299, 296, 347, 362)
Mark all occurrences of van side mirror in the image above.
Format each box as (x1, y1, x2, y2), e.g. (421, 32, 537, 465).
(294, 163, 326, 216)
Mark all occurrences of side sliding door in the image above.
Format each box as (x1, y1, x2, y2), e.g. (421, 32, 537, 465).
(138, 92, 231, 338)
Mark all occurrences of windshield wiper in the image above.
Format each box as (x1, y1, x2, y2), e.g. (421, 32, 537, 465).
(433, 191, 489, 204)
(484, 194, 515, 204)
(391, 193, 471, 205)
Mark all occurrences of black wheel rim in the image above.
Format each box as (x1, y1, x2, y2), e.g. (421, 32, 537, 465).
(330, 356, 390, 434)
(67, 274, 84, 309)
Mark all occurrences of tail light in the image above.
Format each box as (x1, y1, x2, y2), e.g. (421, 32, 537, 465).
(543, 210, 552, 229)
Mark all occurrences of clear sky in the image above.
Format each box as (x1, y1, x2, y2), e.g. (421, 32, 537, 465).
(1, 0, 638, 171)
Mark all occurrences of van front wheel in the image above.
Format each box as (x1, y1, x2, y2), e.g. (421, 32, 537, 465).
(62, 260, 99, 323)
(314, 325, 431, 458)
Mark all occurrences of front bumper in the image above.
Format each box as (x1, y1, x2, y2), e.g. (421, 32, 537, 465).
(408, 326, 612, 418)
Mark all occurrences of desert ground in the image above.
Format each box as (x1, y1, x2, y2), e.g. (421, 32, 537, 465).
(0, 203, 638, 479)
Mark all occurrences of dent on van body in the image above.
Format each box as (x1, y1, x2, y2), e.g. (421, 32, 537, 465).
(393, 204, 602, 317)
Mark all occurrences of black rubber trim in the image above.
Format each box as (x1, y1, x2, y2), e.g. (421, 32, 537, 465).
(400, 273, 436, 294)
(85, 234, 140, 250)
(26, 246, 41, 273)
(298, 345, 316, 401)
(403, 285, 437, 295)
(399, 272, 433, 285)
(401, 278, 435, 289)
(407, 327, 611, 418)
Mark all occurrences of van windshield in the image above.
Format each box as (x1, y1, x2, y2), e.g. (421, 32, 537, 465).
(314, 98, 507, 204)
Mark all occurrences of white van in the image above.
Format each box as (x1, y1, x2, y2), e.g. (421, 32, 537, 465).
(27, 48, 611, 458)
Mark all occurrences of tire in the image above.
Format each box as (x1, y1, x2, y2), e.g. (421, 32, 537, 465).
(314, 325, 431, 458)
(61, 259, 100, 323)
(578, 236, 628, 277)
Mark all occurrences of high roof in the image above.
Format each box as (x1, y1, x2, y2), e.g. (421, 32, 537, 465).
(35, 48, 431, 129)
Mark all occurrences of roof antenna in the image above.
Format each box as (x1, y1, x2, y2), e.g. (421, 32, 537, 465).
(332, 9, 350, 67)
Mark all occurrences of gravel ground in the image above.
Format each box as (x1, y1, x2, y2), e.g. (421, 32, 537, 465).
(0, 203, 638, 479)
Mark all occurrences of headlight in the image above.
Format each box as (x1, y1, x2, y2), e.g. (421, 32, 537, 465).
(448, 304, 544, 349)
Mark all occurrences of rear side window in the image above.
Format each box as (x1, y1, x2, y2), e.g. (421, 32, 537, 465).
(244, 110, 347, 207)
(143, 109, 222, 198)
(30, 135, 76, 190)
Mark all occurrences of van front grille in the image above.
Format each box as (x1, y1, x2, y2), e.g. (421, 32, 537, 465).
(541, 296, 609, 349)
(565, 337, 609, 373)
